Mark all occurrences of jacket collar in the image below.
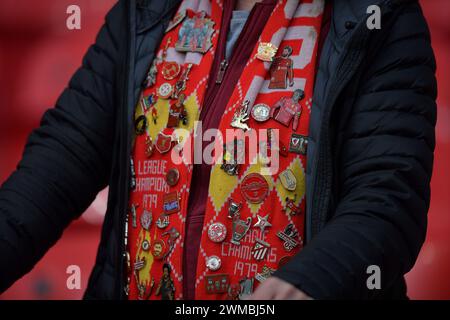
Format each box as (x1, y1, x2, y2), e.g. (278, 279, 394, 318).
(136, 0, 181, 33)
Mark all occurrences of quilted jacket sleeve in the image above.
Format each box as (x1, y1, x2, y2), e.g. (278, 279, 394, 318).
(0, 1, 126, 292)
(275, 2, 437, 298)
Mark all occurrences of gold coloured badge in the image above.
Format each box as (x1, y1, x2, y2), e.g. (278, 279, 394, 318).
(256, 42, 278, 62)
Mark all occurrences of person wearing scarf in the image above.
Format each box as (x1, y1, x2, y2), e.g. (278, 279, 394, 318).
(0, 0, 437, 300)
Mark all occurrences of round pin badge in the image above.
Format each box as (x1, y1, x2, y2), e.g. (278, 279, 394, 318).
(162, 61, 181, 80)
(206, 255, 222, 271)
(241, 173, 269, 204)
(156, 214, 170, 229)
(157, 82, 173, 99)
(151, 239, 167, 260)
(142, 239, 150, 251)
(166, 168, 180, 187)
(208, 222, 227, 243)
(251, 103, 271, 122)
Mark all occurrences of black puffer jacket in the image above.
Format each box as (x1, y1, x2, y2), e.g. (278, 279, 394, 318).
(0, 0, 436, 299)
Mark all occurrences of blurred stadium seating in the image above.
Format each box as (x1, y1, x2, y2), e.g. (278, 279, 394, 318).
(0, 0, 449, 299)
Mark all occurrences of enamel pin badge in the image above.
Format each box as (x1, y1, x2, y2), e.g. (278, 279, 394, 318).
(252, 238, 270, 261)
(256, 42, 278, 62)
(277, 223, 300, 251)
(175, 11, 215, 54)
(269, 45, 294, 89)
(231, 214, 252, 246)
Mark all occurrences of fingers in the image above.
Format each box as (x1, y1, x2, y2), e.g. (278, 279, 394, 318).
(247, 277, 312, 300)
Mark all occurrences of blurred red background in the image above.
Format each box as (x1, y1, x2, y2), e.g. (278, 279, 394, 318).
(0, 0, 449, 299)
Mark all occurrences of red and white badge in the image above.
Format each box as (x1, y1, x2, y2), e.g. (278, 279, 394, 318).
(157, 82, 173, 99)
(208, 222, 227, 243)
(241, 173, 269, 204)
(162, 62, 181, 80)
(151, 239, 167, 260)
(155, 132, 174, 154)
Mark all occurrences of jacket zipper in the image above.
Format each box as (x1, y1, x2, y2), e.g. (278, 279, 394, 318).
(200, 1, 261, 126)
(117, 0, 135, 300)
(216, 59, 229, 84)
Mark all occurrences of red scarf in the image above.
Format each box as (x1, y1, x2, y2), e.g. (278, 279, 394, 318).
(127, 0, 324, 300)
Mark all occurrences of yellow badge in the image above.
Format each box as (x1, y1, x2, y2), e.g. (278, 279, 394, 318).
(256, 42, 278, 62)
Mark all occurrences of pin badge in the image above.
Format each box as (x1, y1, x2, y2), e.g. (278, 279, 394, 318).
(256, 42, 278, 62)
(239, 277, 254, 300)
(227, 199, 242, 219)
(277, 223, 300, 251)
(131, 204, 139, 228)
(221, 162, 239, 176)
(206, 255, 222, 271)
(155, 132, 175, 154)
(241, 173, 269, 204)
(145, 136, 154, 158)
(255, 265, 276, 283)
(283, 195, 301, 216)
(150, 106, 158, 125)
(253, 214, 272, 233)
(175, 11, 214, 53)
(289, 133, 308, 155)
(134, 258, 146, 271)
(280, 141, 289, 157)
(172, 63, 193, 99)
(162, 61, 181, 80)
(270, 89, 304, 131)
(166, 10, 186, 32)
(144, 59, 158, 88)
(157, 82, 174, 99)
(142, 239, 150, 251)
(134, 115, 147, 135)
(267, 128, 288, 157)
(208, 222, 227, 243)
(251, 103, 271, 122)
(163, 191, 181, 214)
(141, 94, 156, 113)
(278, 168, 297, 191)
(231, 214, 252, 245)
(167, 93, 187, 128)
(156, 214, 170, 229)
(220, 138, 241, 176)
(227, 284, 240, 300)
(205, 274, 229, 294)
(230, 100, 251, 131)
(140, 210, 152, 230)
(151, 239, 167, 260)
(130, 157, 137, 190)
(269, 45, 294, 89)
(252, 238, 270, 261)
(162, 227, 180, 258)
(221, 143, 239, 175)
(166, 168, 180, 186)
(155, 264, 175, 300)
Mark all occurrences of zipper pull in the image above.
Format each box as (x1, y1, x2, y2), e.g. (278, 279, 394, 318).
(216, 59, 228, 84)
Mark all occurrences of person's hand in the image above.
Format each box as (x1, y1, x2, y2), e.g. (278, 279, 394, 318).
(247, 277, 313, 300)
